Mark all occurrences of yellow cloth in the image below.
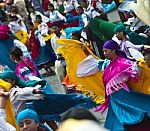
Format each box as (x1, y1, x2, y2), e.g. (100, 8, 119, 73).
(44, 34, 54, 41)
(57, 39, 105, 104)
(129, 59, 150, 94)
(0, 79, 19, 130)
(15, 30, 29, 45)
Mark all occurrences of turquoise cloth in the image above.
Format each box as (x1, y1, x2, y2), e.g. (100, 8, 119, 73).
(27, 93, 96, 121)
(0, 70, 54, 94)
(114, 24, 148, 45)
(64, 27, 83, 39)
(105, 89, 150, 130)
(102, 1, 117, 13)
(0, 38, 16, 70)
(16, 109, 39, 124)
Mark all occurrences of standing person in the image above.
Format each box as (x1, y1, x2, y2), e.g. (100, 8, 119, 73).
(114, 24, 148, 60)
(46, 3, 66, 28)
(95, 40, 150, 130)
(27, 6, 49, 24)
(51, 25, 66, 83)
(26, 21, 55, 76)
(81, 0, 100, 19)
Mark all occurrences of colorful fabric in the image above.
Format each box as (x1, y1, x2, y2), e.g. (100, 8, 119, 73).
(56, 39, 105, 104)
(103, 56, 136, 95)
(0, 25, 16, 70)
(0, 79, 19, 131)
(88, 18, 116, 41)
(0, 70, 54, 94)
(27, 93, 96, 117)
(15, 57, 39, 81)
(28, 29, 40, 61)
(129, 59, 150, 94)
(103, 39, 120, 50)
(106, 89, 150, 130)
(16, 109, 39, 124)
(15, 31, 29, 45)
(114, 24, 148, 45)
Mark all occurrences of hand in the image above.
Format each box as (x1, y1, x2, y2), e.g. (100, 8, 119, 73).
(0, 88, 9, 97)
(144, 45, 150, 50)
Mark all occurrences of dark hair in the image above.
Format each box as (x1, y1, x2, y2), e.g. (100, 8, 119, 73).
(81, 0, 88, 3)
(26, 20, 34, 26)
(10, 46, 23, 60)
(48, 3, 54, 9)
(72, 31, 82, 39)
(76, 6, 83, 11)
(7, 14, 18, 21)
(36, 15, 42, 20)
(61, 107, 99, 123)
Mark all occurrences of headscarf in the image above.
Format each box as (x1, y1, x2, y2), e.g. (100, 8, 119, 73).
(103, 40, 127, 58)
(16, 109, 39, 124)
(114, 24, 148, 45)
(103, 40, 120, 50)
(114, 24, 126, 34)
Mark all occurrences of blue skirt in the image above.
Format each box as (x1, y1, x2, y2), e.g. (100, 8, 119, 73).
(0, 38, 16, 70)
(105, 89, 150, 131)
(27, 93, 96, 121)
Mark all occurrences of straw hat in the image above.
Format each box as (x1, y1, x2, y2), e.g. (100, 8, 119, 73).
(128, 0, 150, 26)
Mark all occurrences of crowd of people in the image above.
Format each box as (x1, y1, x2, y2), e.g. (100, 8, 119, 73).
(0, 0, 150, 130)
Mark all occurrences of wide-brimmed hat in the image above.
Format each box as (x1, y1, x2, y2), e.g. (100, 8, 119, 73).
(128, 0, 150, 26)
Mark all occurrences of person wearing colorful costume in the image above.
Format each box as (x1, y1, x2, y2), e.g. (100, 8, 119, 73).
(114, 24, 150, 60)
(26, 21, 55, 76)
(94, 40, 150, 130)
(46, 3, 66, 28)
(56, 38, 105, 104)
(65, 6, 90, 39)
(0, 69, 96, 130)
(8, 14, 29, 45)
(16, 109, 50, 131)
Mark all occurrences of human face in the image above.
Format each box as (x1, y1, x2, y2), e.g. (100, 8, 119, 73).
(10, 55, 18, 64)
(76, 8, 82, 15)
(144, 53, 150, 68)
(103, 48, 116, 60)
(52, 26, 60, 34)
(81, 1, 88, 8)
(116, 32, 124, 40)
(48, 6, 54, 12)
(19, 119, 39, 131)
(35, 17, 41, 23)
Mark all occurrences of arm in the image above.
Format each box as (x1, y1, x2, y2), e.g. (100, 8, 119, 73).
(91, 7, 100, 18)
(11, 86, 44, 101)
(38, 23, 49, 36)
(23, 57, 39, 77)
(82, 14, 89, 28)
(56, 11, 67, 22)
(0, 88, 16, 131)
(126, 41, 144, 51)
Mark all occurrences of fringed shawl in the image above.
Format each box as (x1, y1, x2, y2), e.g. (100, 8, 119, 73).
(103, 56, 137, 96)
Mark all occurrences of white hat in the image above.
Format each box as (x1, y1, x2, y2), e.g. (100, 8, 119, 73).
(128, 0, 150, 26)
